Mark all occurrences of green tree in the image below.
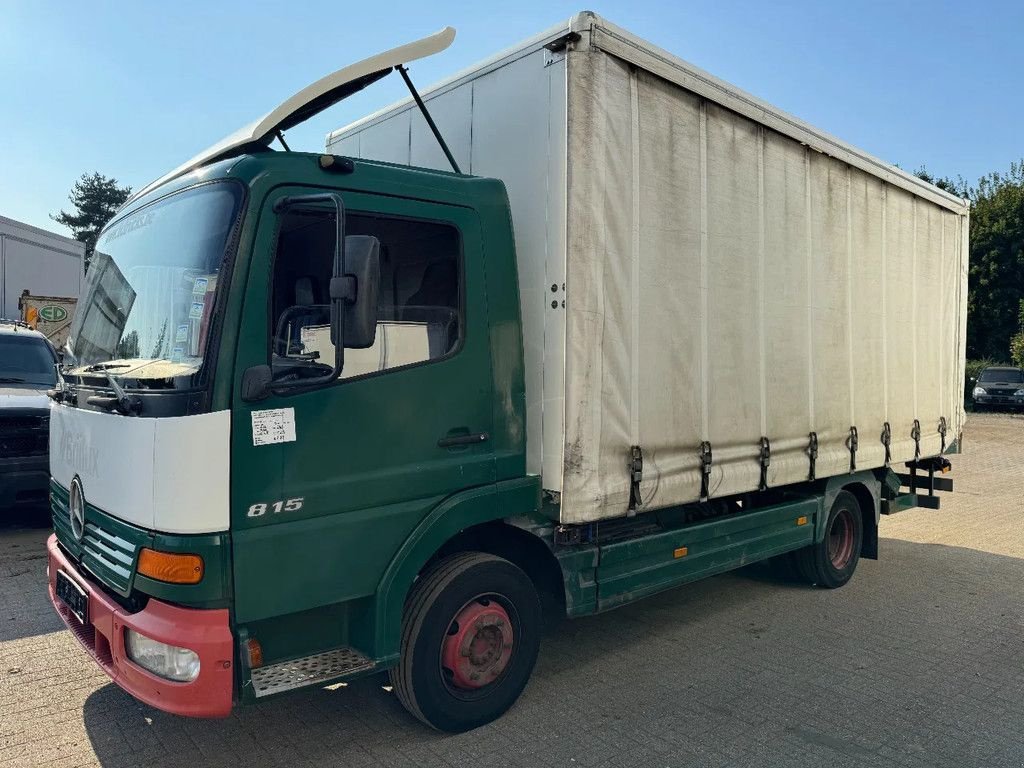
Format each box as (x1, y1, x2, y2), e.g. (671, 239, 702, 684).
(964, 163, 1024, 360)
(914, 166, 968, 197)
(51, 172, 132, 270)
(1011, 300, 1024, 368)
(916, 162, 1024, 360)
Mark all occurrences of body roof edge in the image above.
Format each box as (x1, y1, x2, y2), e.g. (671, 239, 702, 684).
(330, 10, 967, 215)
(579, 12, 968, 214)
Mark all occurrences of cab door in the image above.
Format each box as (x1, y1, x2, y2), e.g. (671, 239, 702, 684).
(230, 188, 494, 625)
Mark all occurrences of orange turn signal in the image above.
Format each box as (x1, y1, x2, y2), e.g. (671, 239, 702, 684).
(137, 548, 204, 585)
(246, 638, 264, 669)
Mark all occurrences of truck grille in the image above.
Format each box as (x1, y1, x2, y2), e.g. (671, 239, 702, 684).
(51, 486, 140, 597)
(81, 523, 138, 595)
(0, 414, 48, 458)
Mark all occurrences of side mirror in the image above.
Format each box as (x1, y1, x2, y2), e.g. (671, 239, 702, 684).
(260, 193, 380, 400)
(332, 234, 380, 349)
(242, 364, 273, 402)
(266, 191, 350, 393)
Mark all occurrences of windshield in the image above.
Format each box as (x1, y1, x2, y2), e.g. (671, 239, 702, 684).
(980, 368, 1024, 384)
(68, 182, 242, 382)
(0, 335, 56, 386)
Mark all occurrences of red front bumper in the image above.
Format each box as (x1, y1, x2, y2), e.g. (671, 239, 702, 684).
(47, 534, 235, 718)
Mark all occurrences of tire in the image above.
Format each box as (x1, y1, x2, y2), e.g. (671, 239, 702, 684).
(793, 490, 863, 589)
(390, 552, 541, 732)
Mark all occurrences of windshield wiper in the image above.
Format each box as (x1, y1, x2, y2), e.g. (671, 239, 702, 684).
(83, 362, 133, 372)
(0, 376, 27, 384)
(85, 371, 143, 416)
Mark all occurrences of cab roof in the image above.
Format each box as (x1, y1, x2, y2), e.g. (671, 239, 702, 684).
(114, 149, 508, 228)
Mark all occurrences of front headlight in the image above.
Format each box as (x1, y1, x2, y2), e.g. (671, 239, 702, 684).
(125, 629, 200, 682)
(973, 387, 987, 397)
(1015, 389, 1024, 397)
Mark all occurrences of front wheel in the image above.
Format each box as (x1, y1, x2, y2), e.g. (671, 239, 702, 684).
(391, 552, 541, 732)
(793, 490, 863, 588)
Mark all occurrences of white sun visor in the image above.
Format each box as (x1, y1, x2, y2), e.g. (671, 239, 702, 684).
(129, 26, 456, 203)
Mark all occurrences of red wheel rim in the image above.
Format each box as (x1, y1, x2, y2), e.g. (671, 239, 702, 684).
(440, 597, 515, 690)
(828, 508, 855, 569)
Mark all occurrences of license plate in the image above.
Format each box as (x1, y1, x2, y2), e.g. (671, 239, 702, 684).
(56, 569, 89, 625)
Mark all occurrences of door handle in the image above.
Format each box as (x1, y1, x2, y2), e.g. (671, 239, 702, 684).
(437, 431, 490, 448)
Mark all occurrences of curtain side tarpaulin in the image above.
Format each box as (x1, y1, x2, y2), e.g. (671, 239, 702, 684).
(561, 48, 968, 524)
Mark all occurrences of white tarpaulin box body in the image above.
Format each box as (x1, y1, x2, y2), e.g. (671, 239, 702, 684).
(328, 12, 970, 525)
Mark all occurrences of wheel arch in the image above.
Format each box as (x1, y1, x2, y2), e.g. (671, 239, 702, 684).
(822, 471, 880, 560)
(432, 520, 566, 627)
(371, 477, 544, 663)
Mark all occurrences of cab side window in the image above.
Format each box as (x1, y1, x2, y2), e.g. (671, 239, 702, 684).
(270, 211, 462, 382)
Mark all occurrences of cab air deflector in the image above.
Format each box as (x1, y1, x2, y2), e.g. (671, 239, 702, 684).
(128, 26, 457, 202)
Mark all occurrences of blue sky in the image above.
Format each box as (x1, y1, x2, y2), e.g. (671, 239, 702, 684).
(2, 1, 1020, 234)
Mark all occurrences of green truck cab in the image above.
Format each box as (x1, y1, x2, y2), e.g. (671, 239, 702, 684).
(47, 20, 964, 732)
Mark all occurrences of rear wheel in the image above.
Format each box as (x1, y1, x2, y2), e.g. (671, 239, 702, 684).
(794, 490, 863, 588)
(391, 552, 541, 732)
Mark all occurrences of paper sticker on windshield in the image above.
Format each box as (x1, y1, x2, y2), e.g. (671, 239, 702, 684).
(189, 301, 205, 319)
(192, 277, 209, 295)
(171, 347, 184, 363)
(175, 324, 189, 343)
(251, 408, 297, 446)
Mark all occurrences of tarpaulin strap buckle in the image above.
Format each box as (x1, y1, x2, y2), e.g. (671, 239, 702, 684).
(699, 441, 713, 500)
(807, 432, 818, 481)
(911, 419, 921, 461)
(758, 437, 771, 491)
(881, 422, 892, 466)
(628, 445, 644, 514)
(938, 417, 947, 453)
(847, 426, 858, 472)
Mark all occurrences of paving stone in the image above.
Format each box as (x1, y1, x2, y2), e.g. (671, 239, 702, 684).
(1, 413, 1022, 767)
